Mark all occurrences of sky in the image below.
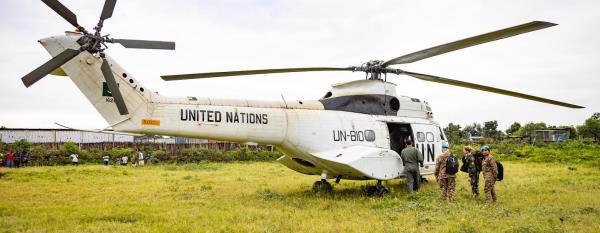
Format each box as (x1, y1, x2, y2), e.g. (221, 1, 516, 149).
(0, 0, 598, 131)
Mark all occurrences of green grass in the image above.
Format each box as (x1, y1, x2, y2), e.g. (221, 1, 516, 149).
(1, 162, 599, 232)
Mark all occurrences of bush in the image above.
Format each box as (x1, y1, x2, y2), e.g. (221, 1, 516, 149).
(60, 142, 79, 155)
(108, 147, 135, 159)
(1, 140, 287, 166)
(47, 149, 70, 165)
(151, 150, 168, 163)
(179, 148, 224, 163)
(456, 140, 600, 165)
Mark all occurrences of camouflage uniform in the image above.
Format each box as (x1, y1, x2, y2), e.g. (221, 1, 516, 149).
(482, 154, 498, 203)
(434, 153, 456, 201)
(464, 152, 482, 196)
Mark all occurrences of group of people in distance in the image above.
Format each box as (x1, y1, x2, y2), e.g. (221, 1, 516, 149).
(0, 149, 30, 178)
(0, 149, 151, 168)
(113, 151, 151, 167)
(64, 150, 150, 167)
(0, 149, 29, 168)
(400, 140, 500, 204)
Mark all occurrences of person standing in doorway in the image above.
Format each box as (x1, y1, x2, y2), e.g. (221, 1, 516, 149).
(400, 139, 424, 193)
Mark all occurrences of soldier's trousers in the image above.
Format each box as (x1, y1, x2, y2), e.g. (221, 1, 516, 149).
(484, 178, 497, 203)
(469, 172, 480, 196)
(405, 168, 421, 193)
(438, 177, 456, 201)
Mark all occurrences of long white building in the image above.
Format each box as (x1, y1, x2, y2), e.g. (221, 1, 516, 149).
(0, 128, 134, 143)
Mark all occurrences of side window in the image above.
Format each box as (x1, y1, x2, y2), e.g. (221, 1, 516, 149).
(364, 130, 376, 142)
(426, 132, 434, 142)
(417, 132, 425, 142)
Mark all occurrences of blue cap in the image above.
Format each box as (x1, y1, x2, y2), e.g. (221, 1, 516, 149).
(481, 145, 490, 151)
(442, 142, 449, 149)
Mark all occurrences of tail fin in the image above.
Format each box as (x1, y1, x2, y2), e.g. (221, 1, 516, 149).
(39, 33, 151, 130)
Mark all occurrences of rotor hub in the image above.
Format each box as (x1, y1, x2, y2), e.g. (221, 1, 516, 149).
(352, 60, 402, 80)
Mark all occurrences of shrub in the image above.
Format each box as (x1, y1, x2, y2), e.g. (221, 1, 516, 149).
(151, 150, 168, 163)
(456, 140, 600, 165)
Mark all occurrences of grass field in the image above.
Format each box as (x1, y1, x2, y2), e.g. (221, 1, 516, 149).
(1, 162, 599, 233)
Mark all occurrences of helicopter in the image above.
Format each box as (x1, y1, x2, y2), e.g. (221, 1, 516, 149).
(21, 0, 583, 196)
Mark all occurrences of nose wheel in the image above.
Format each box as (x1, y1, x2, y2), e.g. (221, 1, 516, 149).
(366, 180, 389, 197)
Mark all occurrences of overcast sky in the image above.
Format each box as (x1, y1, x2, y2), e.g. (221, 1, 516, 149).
(0, 0, 598, 131)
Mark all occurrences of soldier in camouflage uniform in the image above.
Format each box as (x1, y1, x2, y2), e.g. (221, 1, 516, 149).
(434, 143, 456, 201)
(481, 145, 498, 203)
(463, 146, 482, 197)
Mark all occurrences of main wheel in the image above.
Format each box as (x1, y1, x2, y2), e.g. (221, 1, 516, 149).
(321, 180, 333, 193)
(312, 180, 323, 193)
(312, 180, 333, 193)
(367, 186, 379, 197)
(366, 185, 389, 197)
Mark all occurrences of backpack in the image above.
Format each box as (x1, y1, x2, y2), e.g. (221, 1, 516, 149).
(496, 161, 504, 181)
(473, 151, 484, 172)
(445, 154, 459, 175)
(460, 156, 468, 173)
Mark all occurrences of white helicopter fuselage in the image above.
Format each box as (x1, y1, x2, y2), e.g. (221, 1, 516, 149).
(40, 33, 447, 181)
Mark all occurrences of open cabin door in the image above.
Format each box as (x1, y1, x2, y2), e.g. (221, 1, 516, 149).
(387, 123, 414, 155)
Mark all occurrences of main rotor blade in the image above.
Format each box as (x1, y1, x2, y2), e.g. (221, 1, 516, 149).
(100, 0, 117, 21)
(161, 67, 355, 81)
(41, 0, 79, 28)
(401, 71, 584, 109)
(21, 48, 82, 87)
(101, 58, 129, 115)
(112, 39, 175, 50)
(383, 21, 557, 66)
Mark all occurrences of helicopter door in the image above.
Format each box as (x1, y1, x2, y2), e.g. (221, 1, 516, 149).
(387, 123, 413, 155)
(411, 124, 443, 164)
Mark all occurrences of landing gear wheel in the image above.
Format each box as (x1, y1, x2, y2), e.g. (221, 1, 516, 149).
(312, 180, 333, 193)
(366, 181, 389, 197)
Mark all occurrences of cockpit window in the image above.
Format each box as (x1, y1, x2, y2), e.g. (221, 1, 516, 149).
(417, 132, 425, 142)
(426, 132, 434, 142)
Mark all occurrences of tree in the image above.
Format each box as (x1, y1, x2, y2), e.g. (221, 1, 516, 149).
(60, 142, 80, 155)
(578, 116, 600, 141)
(463, 123, 483, 137)
(9, 139, 31, 153)
(559, 125, 578, 139)
(482, 120, 499, 138)
(506, 122, 521, 136)
(592, 112, 600, 121)
(515, 122, 547, 137)
(443, 123, 464, 144)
